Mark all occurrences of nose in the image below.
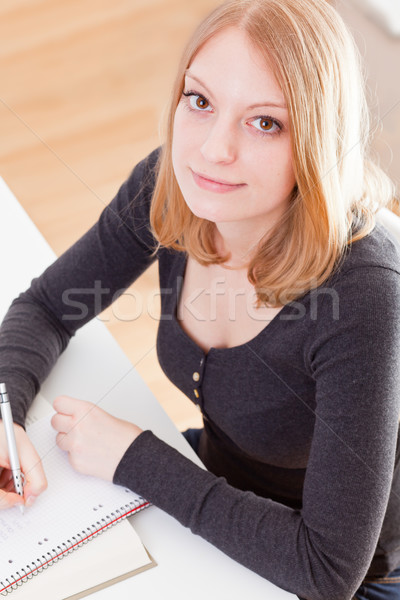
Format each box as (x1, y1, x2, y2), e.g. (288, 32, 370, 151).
(200, 117, 237, 165)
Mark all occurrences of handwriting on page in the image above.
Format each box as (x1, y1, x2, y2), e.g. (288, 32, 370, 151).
(0, 498, 57, 571)
(0, 513, 25, 542)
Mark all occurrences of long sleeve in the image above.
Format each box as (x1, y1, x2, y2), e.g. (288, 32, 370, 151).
(114, 263, 400, 600)
(0, 148, 160, 426)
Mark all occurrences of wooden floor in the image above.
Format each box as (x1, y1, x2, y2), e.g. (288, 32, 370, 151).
(0, 0, 222, 431)
(1, 0, 399, 431)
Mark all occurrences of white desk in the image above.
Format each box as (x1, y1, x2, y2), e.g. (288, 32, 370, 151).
(0, 177, 295, 599)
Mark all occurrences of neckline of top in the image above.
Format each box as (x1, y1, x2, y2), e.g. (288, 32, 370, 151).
(171, 253, 293, 357)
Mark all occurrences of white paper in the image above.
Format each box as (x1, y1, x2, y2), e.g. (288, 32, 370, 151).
(0, 414, 148, 593)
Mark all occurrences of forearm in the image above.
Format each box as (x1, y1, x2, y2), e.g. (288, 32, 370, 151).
(114, 431, 369, 600)
(0, 292, 70, 426)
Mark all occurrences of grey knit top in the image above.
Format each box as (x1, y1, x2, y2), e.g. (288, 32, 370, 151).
(1, 148, 400, 600)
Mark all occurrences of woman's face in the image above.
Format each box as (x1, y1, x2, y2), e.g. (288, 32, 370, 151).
(172, 27, 296, 231)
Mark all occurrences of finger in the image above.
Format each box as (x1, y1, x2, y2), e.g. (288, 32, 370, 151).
(56, 431, 71, 452)
(0, 450, 10, 470)
(0, 489, 24, 511)
(0, 468, 12, 488)
(51, 413, 74, 434)
(4, 478, 16, 493)
(53, 395, 77, 416)
(53, 395, 93, 417)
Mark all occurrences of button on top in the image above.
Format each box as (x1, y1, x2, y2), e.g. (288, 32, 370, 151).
(192, 371, 200, 382)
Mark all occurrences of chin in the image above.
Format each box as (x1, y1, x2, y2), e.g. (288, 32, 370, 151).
(186, 204, 234, 224)
(181, 191, 235, 223)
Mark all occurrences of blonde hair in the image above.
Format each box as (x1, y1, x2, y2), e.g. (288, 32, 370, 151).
(149, 0, 396, 307)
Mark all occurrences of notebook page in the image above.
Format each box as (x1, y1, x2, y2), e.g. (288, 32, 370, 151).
(9, 520, 153, 600)
(0, 413, 148, 587)
(25, 392, 54, 427)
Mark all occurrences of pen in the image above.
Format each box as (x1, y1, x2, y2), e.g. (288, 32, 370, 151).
(0, 383, 24, 514)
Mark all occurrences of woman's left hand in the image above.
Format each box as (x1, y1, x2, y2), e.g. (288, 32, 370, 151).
(51, 396, 143, 481)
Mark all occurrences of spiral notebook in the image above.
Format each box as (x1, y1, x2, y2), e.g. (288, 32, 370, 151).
(0, 413, 151, 596)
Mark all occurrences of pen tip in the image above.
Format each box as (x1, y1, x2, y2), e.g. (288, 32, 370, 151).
(19, 504, 25, 515)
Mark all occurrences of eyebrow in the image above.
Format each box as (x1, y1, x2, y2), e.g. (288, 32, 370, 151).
(184, 70, 288, 111)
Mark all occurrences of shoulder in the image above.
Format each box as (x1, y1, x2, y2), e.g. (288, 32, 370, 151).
(306, 223, 400, 338)
(124, 146, 162, 207)
(319, 223, 400, 302)
(341, 223, 400, 276)
(102, 147, 162, 250)
(304, 225, 400, 377)
(105, 146, 161, 218)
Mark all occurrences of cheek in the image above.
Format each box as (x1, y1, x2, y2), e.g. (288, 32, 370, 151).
(172, 106, 192, 149)
(172, 108, 190, 174)
(252, 142, 296, 194)
(171, 114, 183, 181)
(282, 147, 297, 193)
(172, 112, 198, 206)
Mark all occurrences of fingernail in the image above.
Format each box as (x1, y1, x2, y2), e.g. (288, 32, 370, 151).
(26, 496, 36, 507)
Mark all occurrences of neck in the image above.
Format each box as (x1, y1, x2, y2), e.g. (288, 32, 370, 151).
(214, 221, 266, 269)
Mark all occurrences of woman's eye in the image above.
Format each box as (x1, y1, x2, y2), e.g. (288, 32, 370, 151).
(251, 117, 281, 134)
(183, 92, 212, 112)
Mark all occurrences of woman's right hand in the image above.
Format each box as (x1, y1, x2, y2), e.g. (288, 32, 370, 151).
(0, 422, 47, 510)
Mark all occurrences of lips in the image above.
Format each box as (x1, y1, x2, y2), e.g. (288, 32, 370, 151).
(191, 169, 246, 193)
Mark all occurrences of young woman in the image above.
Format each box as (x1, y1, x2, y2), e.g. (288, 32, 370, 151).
(1, 1, 400, 598)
